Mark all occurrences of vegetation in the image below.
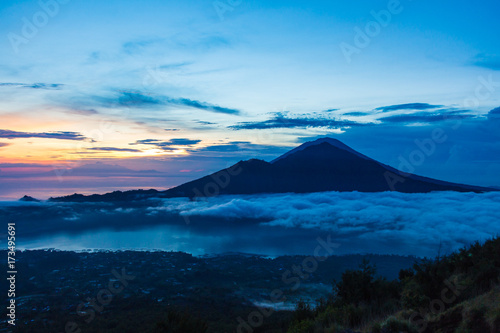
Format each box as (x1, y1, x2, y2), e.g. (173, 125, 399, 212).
(3, 237, 498, 332)
(287, 237, 500, 332)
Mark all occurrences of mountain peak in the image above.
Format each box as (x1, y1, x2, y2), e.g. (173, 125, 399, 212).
(50, 137, 494, 202)
(271, 137, 369, 163)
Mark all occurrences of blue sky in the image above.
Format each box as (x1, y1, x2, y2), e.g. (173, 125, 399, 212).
(0, 0, 499, 198)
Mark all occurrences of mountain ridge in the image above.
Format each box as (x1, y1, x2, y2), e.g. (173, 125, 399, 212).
(49, 138, 494, 202)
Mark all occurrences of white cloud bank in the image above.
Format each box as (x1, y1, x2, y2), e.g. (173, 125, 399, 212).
(167, 191, 500, 256)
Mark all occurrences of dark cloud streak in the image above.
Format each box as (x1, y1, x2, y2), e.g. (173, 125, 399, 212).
(0, 129, 88, 141)
(98, 91, 240, 115)
(229, 113, 368, 130)
(375, 103, 443, 113)
(378, 111, 475, 124)
(132, 138, 202, 151)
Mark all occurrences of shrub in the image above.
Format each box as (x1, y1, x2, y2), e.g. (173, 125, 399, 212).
(155, 310, 208, 333)
(381, 316, 417, 333)
(287, 319, 315, 333)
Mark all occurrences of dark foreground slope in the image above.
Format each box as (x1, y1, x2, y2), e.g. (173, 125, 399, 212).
(286, 237, 500, 333)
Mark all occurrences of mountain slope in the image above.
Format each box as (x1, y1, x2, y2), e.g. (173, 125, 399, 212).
(50, 137, 492, 202)
(161, 138, 491, 198)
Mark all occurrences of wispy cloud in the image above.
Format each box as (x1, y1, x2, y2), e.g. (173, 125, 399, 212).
(87, 147, 142, 153)
(375, 103, 443, 113)
(378, 111, 475, 124)
(0, 83, 64, 90)
(64, 109, 99, 116)
(131, 138, 202, 151)
(0, 129, 88, 141)
(471, 54, 500, 71)
(176, 97, 240, 115)
(122, 38, 164, 55)
(0, 142, 10, 148)
(488, 106, 500, 120)
(192, 141, 285, 154)
(195, 121, 216, 125)
(343, 111, 371, 116)
(96, 91, 241, 115)
(229, 113, 368, 130)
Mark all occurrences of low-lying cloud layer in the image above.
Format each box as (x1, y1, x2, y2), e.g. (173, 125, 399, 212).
(2, 191, 498, 257)
(175, 191, 500, 256)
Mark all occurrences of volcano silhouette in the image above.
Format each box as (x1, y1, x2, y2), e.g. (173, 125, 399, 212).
(163, 138, 490, 198)
(50, 138, 492, 202)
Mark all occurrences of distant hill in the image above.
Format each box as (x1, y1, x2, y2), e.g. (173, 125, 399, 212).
(19, 195, 40, 202)
(50, 138, 493, 202)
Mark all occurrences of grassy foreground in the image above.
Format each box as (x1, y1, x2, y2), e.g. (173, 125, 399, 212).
(286, 237, 500, 333)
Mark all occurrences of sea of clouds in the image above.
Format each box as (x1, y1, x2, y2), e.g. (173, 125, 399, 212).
(2, 191, 499, 257)
(170, 191, 500, 256)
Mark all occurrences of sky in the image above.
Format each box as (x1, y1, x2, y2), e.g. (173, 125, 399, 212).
(0, 0, 499, 199)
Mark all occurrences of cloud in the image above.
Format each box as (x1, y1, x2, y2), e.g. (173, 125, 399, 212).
(375, 103, 443, 113)
(0, 143, 10, 148)
(173, 191, 500, 257)
(175, 97, 240, 115)
(229, 113, 369, 130)
(122, 38, 163, 55)
(167, 138, 202, 145)
(193, 141, 284, 153)
(195, 144, 243, 152)
(0, 163, 49, 168)
(0, 83, 64, 90)
(65, 109, 99, 116)
(157, 61, 194, 70)
(110, 91, 163, 107)
(488, 106, 500, 120)
(378, 111, 475, 124)
(97, 91, 241, 115)
(132, 138, 201, 151)
(471, 54, 500, 71)
(87, 147, 142, 153)
(343, 111, 371, 116)
(3, 191, 499, 258)
(0, 129, 88, 141)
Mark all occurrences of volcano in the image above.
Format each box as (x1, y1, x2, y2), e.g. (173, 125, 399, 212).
(162, 138, 491, 198)
(50, 138, 492, 202)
